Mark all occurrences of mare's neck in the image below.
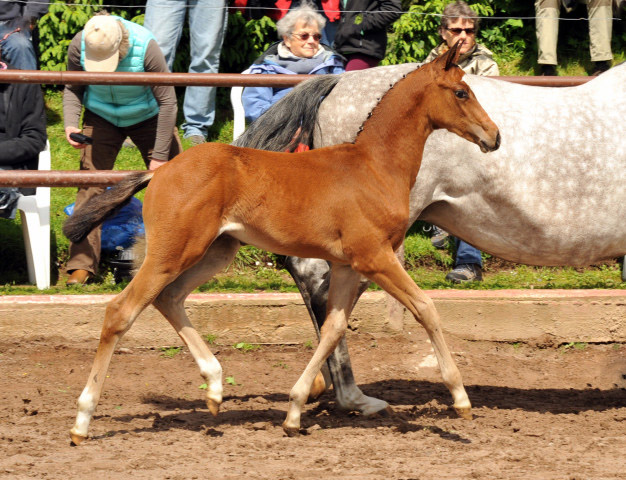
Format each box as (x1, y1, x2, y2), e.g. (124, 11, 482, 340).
(354, 68, 435, 189)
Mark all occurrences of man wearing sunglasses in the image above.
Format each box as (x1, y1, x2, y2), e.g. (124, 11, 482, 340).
(424, 1, 499, 283)
(423, 1, 499, 77)
(241, 3, 345, 123)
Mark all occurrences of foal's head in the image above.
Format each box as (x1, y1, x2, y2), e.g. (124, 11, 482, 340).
(425, 41, 500, 153)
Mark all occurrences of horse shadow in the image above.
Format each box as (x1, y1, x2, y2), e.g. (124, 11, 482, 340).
(94, 378, 625, 443)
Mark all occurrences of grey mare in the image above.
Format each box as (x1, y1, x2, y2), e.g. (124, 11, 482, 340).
(234, 62, 626, 415)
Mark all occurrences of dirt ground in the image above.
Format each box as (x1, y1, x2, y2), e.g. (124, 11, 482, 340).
(1, 330, 625, 480)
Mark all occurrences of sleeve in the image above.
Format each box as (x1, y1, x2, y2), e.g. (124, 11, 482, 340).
(0, 83, 47, 166)
(482, 60, 500, 77)
(63, 33, 86, 130)
(242, 85, 276, 123)
(143, 39, 178, 160)
(360, 0, 402, 32)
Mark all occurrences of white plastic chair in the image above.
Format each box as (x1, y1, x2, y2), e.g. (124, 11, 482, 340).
(16, 140, 51, 289)
(230, 86, 246, 142)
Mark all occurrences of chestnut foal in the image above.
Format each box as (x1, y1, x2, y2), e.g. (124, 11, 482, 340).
(64, 43, 500, 443)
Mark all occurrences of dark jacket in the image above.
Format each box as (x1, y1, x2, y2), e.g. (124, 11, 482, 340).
(333, 0, 401, 60)
(0, 77, 47, 195)
(0, 0, 49, 26)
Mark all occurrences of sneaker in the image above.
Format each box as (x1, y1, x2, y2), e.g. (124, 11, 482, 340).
(539, 64, 557, 76)
(445, 263, 483, 283)
(431, 226, 450, 249)
(186, 135, 206, 146)
(591, 61, 611, 76)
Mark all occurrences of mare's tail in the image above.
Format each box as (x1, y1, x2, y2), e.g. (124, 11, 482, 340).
(234, 74, 340, 152)
(63, 171, 154, 243)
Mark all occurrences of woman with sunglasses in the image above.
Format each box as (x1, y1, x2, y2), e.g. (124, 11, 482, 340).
(241, 2, 345, 123)
(424, 1, 499, 284)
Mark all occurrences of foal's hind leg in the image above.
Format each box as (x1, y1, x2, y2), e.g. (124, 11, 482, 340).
(283, 264, 362, 435)
(70, 261, 184, 445)
(152, 236, 240, 416)
(358, 249, 471, 419)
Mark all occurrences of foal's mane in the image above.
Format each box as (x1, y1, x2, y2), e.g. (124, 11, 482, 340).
(352, 65, 424, 141)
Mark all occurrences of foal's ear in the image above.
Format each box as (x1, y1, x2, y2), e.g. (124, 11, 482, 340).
(444, 40, 464, 71)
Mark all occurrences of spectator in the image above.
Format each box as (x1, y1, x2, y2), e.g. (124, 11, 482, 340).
(425, 0, 499, 283)
(0, 61, 47, 219)
(144, 0, 228, 146)
(63, 14, 181, 286)
(241, 2, 345, 123)
(332, 0, 401, 71)
(239, 0, 342, 45)
(535, 0, 613, 76)
(0, 0, 49, 70)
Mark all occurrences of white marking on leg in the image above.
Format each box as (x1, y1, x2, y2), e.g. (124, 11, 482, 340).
(72, 387, 96, 438)
(198, 356, 223, 404)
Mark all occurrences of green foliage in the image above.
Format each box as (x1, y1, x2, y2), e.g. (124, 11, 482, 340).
(221, 12, 278, 73)
(160, 346, 183, 358)
(38, 0, 103, 72)
(234, 342, 261, 352)
(204, 333, 218, 345)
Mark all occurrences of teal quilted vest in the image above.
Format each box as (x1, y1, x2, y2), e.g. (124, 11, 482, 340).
(81, 17, 159, 127)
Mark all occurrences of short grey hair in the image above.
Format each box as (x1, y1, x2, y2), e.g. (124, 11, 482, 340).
(440, 1, 480, 32)
(276, 2, 326, 38)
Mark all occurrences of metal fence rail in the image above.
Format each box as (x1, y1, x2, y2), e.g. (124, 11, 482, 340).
(0, 71, 592, 188)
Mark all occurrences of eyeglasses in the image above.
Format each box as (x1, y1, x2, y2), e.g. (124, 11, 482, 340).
(446, 27, 476, 35)
(291, 32, 322, 42)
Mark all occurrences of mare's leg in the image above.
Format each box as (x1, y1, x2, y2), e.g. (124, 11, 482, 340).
(357, 249, 471, 418)
(70, 258, 186, 445)
(152, 236, 240, 415)
(285, 256, 389, 415)
(282, 264, 363, 435)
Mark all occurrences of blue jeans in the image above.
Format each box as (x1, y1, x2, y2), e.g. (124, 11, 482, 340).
(454, 237, 483, 267)
(0, 22, 37, 70)
(144, 0, 228, 138)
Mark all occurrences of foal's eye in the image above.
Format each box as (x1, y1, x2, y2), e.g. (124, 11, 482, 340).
(455, 89, 469, 99)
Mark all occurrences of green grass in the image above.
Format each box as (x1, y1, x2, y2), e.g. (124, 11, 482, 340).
(1, 54, 625, 294)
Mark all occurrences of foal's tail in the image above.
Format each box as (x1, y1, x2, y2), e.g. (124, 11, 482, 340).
(63, 171, 154, 244)
(234, 74, 340, 152)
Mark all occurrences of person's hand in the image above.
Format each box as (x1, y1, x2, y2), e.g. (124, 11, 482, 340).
(65, 126, 88, 149)
(148, 158, 167, 170)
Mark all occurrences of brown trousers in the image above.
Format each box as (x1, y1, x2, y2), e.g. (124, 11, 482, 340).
(66, 110, 182, 275)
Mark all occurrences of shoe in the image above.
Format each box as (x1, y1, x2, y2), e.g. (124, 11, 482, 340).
(539, 64, 557, 76)
(591, 61, 611, 76)
(66, 269, 91, 286)
(445, 263, 483, 284)
(186, 135, 206, 146)
(431, 226, 450, 249)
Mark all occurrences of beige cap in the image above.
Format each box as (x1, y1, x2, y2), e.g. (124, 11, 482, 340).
(83, 16, 122, 72)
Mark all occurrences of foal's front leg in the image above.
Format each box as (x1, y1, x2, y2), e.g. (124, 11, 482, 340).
(285, 256, 390, 415)
(282, 264, 362, 435)
(360, 250, 471, 418)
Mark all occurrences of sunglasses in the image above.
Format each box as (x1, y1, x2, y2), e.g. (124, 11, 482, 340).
(446, 27, 476, 35)
(291, 32, 322, 41)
